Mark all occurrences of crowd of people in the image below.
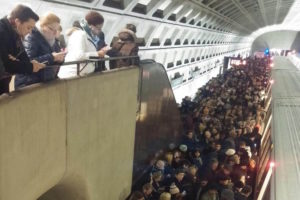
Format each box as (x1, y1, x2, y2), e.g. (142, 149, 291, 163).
(0, 4, 273, 200)
(0, 4, 139, 95)
(129, 57, 271, 200)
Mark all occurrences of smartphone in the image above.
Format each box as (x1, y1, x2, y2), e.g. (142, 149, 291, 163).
(61, 48, 68, 54)
(60, 51, 67, 55)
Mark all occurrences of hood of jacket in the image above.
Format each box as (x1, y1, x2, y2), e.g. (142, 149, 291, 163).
(118, 28, 136, 42)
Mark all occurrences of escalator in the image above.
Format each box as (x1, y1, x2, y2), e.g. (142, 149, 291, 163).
(133, 60, 184, 189)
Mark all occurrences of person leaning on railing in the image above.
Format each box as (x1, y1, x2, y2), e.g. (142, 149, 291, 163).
(0, 4, 45, 95)
(14, 12, 65, 89)
(107, 24, 139, 70)
(57, 11, 110, 79)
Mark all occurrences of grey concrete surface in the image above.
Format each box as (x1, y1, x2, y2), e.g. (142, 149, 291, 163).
(0, 67, 139, 200)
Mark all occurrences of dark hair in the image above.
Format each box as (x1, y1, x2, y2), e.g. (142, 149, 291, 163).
(207, 183, 218, 190)
(9, 4, 39, 23)
(175, 168, 185, 175)
(72, 20, 81, 28)
(241, 185, 252, 195)
(85, 11, 104, 26)
(142, 183, 152, 191)
(186, 131, 193, 135)
(129, 191, 144, 200)
(234, 181, 245, 189)
(239, 140, 246, 146)
(126, 24, 136, 33)
(217, 174, 231, 181)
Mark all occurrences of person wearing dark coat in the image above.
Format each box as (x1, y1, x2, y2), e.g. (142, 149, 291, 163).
(181, 131, 198, 152)
(15, 13, 65, 89)
(233, 181, 247, 200)
(216, 173, 231, 196)
(165, 168, 186, 196)
(0, 5, 45, 94)
(182, 165, 199, 200)
(191, 148, 203, 169)
(95, 31, 107, 72)
(199, 158, 219, 183)
(151, 171, 165, 199)
(142, 183, 155, 200)
(97, 31, 106, 50)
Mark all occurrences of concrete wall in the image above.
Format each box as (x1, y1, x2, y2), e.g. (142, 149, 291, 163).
(0, 67, 139, 200)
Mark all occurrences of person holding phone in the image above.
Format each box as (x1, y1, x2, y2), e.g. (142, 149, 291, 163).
(58, 11, 110, 79)
(0, 4, 45, 94)
(15, 12, 65, 89)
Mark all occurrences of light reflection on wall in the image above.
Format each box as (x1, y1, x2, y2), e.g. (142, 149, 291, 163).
(138, 102, 147, 122)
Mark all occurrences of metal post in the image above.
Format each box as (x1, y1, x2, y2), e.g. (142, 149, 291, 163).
(77, 63, 80, 76)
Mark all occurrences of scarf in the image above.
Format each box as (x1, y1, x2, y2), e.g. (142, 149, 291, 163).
(79, 19, 99, 46)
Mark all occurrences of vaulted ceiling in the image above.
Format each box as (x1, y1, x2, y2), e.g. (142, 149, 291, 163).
(49, 0, 298, 36)
(192, 0, 295, 35)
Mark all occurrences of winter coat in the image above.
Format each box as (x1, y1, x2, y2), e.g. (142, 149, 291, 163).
(14, 27, 61, 89)
(200, 191, 219, 200)
(58, 29, 98, 78)
(95, 31, 106, 72)
(0, 17, 35, 94)
(0, 17, 33, 77)
(97, 31, 106, 50)
(107, 28, 139, 69)
(181, 135, 198, 152)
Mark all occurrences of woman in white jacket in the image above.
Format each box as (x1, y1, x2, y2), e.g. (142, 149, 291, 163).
(58, 11, 109, 79)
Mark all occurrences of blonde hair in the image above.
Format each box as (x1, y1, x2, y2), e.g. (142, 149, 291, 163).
(160, 192, 171, 200)
(39, 13, 60, 27)
(164, 152, 173, 165)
